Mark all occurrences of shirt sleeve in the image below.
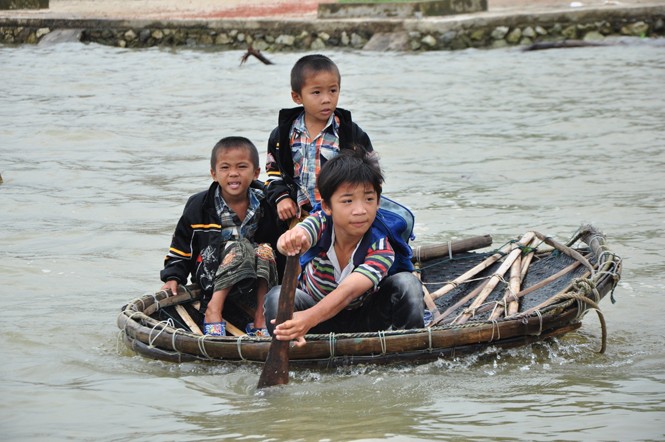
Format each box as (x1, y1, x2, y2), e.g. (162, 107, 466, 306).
(298, 211, 326, 248)
(353, 236, 395, 289)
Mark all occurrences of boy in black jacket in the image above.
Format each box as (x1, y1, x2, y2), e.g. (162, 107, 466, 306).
(265, 54, 373, 222)
(160, 137, 285, 336)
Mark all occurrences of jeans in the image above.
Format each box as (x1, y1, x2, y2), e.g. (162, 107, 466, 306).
(263, 272, 425, 335)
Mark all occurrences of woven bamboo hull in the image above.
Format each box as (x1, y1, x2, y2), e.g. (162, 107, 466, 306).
(117, 225, 621, 367)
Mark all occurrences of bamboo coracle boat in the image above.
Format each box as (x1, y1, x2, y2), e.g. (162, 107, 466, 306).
(117, 225, 621, 367)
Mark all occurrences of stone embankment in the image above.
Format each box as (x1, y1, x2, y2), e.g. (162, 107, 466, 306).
(1, 4, 664, 51)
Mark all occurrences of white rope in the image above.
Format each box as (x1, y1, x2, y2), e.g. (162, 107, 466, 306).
(171, 327, 184, 354)
(197, 335, 212, 359)
(427, 327, 433, 353)
(148, 318, 174, 347)
(328, 332, 336, 359)
(378, 330, 387, 355)
(118, 309, 143, 333)
(534, 310, 543, 335)
(489, 319, 500, 342)
(236, 335, 247, 361)
(448, 240, 453, 260)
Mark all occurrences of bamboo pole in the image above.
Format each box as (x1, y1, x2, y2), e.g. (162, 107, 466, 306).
(533, 231, 594, 274)
(225, 321, 245, 337)
(428, 239, 517, 301)
(488, 253, 522, 321)
(498, 237, 539, 318)
(474, 258, 584, 318)
(519, 237, 539, 282)
(175, 305, 203, 335)
(454, 232, 535, 324)
(411, 234, 492, 262)
(430, 278, 490, 326)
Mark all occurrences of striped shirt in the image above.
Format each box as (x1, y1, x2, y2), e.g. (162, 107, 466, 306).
(290, 112, 341, 208)
(299, 211, 395, 309)
(214, 186, 263, 242)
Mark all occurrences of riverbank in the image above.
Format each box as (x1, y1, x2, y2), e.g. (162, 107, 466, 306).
(1, 0, 664, 50)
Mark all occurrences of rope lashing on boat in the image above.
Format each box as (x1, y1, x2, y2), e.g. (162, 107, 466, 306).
(148, 318, 174, 347)
(519, 289, 607, 353)
(236, 335, 247, 361)
(597, 250, 622, 304)
(328, 332, 336, 359)
(535, 310, 543, 335)
(378, 330, 387, 355)
(197, 335, 212, 359)
(427, 327, 433, 353)
(489, 319, 501, 342)
(585, 308, 607, 353)
(118, 309, 144, 332)
(171, 327, 185, 354)
(148, 293, 161, 312)
(573, 278, 601, 304)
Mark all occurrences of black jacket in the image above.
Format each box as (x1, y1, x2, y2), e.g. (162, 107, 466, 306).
(160, 181, 286, 300)
(264, 106, 373, 209)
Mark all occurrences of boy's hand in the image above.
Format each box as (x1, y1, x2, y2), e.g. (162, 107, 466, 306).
(161, 280, 179, 296)
(271, 311, 313, 347)
(277, 226, 311, 256)
(276, 198, 298, 221)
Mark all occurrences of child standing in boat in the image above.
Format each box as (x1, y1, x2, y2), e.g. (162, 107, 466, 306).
(265, 53, 373, 222)
(160, 137, 285, 336)
(264, 148, 424, 346)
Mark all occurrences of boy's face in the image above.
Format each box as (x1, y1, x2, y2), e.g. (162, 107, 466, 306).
(210, 147, 260, 202)
(291, 69, 340, 128)
(322, 182, 379, 240)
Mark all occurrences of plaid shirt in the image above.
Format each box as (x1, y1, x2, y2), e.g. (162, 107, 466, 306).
(289, 112, 341, 208)
(214, 186, 263, 242)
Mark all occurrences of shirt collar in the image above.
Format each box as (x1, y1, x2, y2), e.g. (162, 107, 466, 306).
(291, 111, 339, 139)
(214, 185, 264, 214)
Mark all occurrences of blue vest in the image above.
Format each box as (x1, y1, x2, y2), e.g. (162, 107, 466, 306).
(300, 196, 415, 275)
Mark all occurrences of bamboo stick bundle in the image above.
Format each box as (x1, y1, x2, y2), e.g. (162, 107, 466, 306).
(430, 278, 490, 326)
(473, 259, 584, 318)
(519, 237, 539, 281)
(453, 232, 535, 325)
(533, 232, 594, 274)
(491, 237, 540, 319)
(428, 239, 518, 301)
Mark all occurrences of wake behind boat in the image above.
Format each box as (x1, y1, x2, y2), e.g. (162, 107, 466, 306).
(117, 224, 621, 367)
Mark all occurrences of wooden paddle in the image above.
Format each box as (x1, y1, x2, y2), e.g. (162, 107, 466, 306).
(257, 254, 300, 389)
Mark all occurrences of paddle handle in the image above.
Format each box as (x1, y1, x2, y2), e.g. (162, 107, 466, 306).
(257, 254, 300, 389)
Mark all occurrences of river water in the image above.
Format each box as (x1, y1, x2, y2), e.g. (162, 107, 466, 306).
(1, 41, 664, 441)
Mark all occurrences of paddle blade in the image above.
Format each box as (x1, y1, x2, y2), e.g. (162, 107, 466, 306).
(257, 255, 300, 389)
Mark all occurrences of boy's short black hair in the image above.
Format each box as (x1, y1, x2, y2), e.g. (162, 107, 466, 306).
(290, 54, 341, 94)
(210, 136, 260, 170)
(317, 146, 383, 204)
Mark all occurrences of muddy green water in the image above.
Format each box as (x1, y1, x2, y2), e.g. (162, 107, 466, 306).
(1, 42, 664, 441)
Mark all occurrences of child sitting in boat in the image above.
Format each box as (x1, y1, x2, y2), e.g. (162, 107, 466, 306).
(264, 53, 373, 223)
(160, 136, 285, 336)
(263, 147, 424, 346)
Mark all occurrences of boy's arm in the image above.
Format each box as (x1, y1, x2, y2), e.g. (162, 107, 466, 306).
(273, 272, 374, 345)
(265, 128, 295, 209)
(159, 199, 197, 287)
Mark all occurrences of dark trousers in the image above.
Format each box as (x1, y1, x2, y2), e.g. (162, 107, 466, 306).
(263, 272, 425, 335)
